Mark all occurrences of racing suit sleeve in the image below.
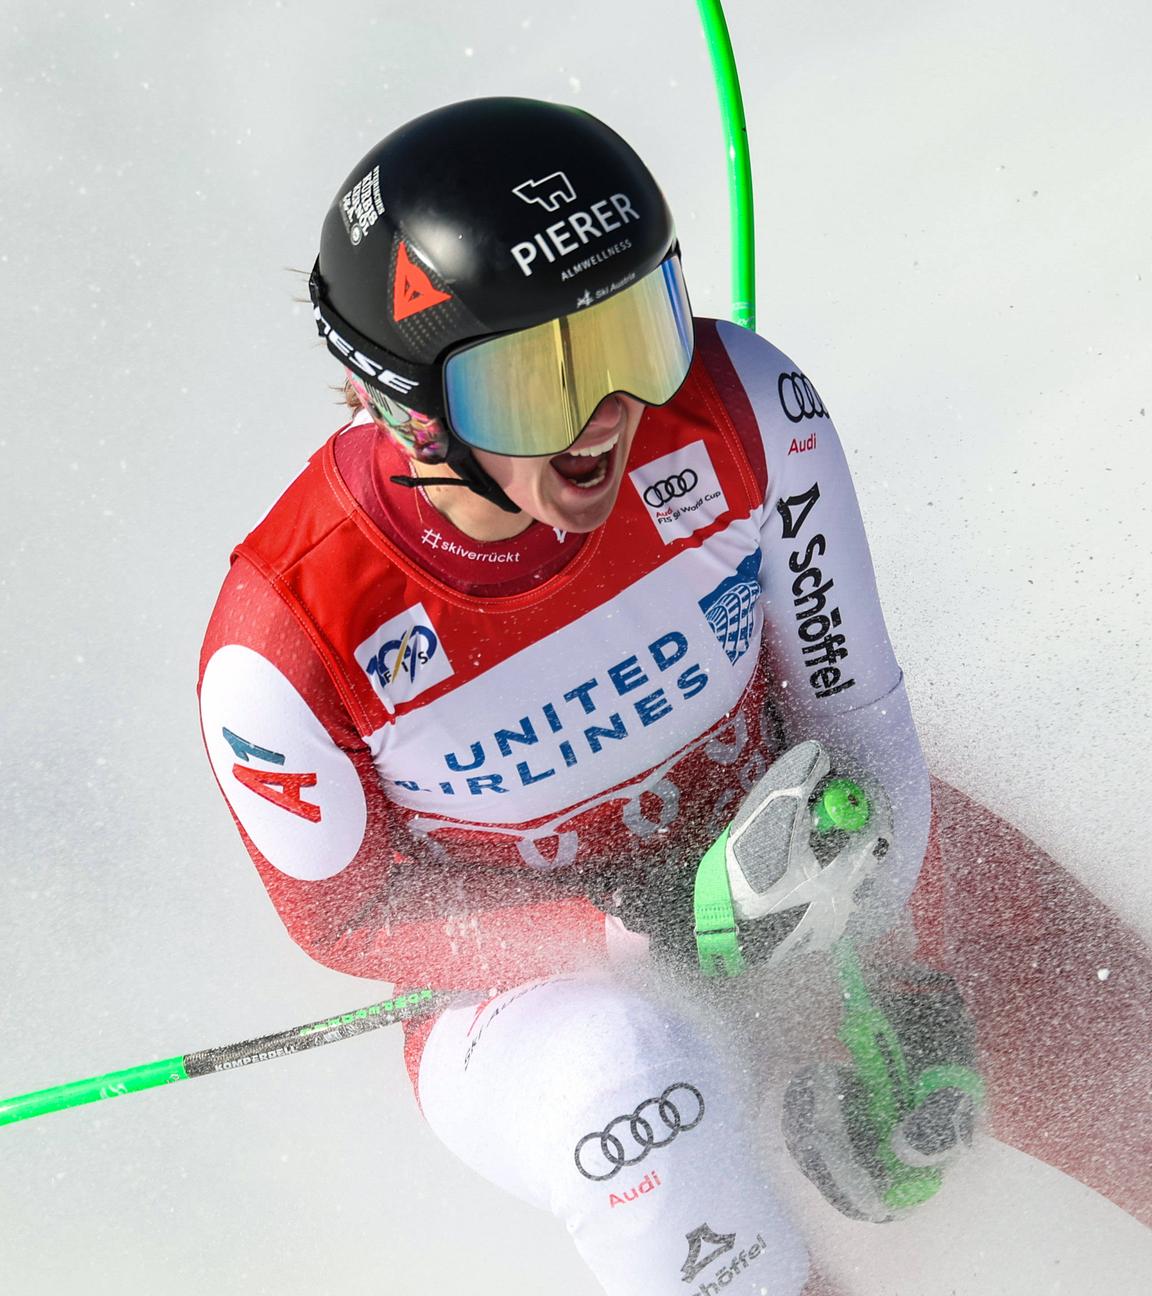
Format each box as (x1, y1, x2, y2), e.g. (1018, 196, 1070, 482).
(714, 322, 932, 932)
(198, 556, 608, 991)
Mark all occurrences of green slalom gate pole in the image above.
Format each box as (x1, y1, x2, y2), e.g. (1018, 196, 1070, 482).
(695, 0, 756, 329)
(694, 17, 982, 1205)
(0, 989, 449, 1128)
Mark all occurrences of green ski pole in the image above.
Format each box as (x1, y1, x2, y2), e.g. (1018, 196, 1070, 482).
(696, 0, 756, 329)
(0, 988, 449, 1128)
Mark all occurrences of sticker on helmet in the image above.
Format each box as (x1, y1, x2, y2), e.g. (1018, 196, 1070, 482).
(393, 242, 453, 322)
(512, 171, 577, 212)
(340, 164, 386, 247)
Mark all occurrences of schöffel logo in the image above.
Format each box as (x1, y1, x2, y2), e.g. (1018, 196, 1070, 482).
(630, 442, 727, 544)
(643, 470, 698, 508)
(512, 171, 576, 211)
(681, 1226, 771, 1292)
(680, 1223, 736, 1283)
(776, 482, 855, 700)
(778, 370, 828, 423)
(354, 602, 454, 710)
(698, 550, 761, 665)
(574, 1082, 705, 1181)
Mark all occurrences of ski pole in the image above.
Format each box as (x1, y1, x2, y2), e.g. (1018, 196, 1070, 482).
(820, 787, 984, 1212)
(0, 987, 451, 1129)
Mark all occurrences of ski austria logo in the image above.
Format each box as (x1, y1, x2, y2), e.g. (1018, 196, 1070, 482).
(340, 164, 385, 246)
(512, 171, 576, 211)
(354, 603, 453, 708)
(698, 550, 761, 665)
(629, 441, 727, 545)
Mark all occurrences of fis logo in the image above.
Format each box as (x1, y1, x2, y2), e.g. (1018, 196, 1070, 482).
(355, 603, 454, 709)
(512, 171, 576, 211)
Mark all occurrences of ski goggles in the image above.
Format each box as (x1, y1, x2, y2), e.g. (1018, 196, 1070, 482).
(442, 254, 695, 457)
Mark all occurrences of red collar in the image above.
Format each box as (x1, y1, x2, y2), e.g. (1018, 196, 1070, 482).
(333, 422, 586, 596)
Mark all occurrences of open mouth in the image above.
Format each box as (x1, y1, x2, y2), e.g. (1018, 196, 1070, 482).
(549, 399, 626, 491)
(550, 431, 620, 490)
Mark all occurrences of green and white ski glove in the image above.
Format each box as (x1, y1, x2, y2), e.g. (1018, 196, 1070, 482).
(693, 739, 893, 976)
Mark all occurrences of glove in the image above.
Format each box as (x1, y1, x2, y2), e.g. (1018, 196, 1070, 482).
(695, 739, 893, 975)
(782, 963, 982, 1222)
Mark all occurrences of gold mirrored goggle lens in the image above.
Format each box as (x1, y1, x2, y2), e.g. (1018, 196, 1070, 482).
(443, 256, 694, 457)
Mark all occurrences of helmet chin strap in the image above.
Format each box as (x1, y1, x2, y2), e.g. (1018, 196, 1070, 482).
(388, 438, 522, 515)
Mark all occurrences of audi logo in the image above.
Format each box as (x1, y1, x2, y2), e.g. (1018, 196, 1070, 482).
(573, 1082, 705, 1181)
(778, 371, 828, 423)
(643, 471, 699, 508)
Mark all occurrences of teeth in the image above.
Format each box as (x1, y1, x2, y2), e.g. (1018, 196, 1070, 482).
(570, 459, 610, 489)
(568, 432, 619, 458)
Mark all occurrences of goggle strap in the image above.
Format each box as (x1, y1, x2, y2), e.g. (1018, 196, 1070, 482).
(388, 474, 474, 490)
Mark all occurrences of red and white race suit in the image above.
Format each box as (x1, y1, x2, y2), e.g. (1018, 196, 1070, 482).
(198, 320, 1152, 1294)
(198, 318, 930, 1295)
(199, 318, 929, 998)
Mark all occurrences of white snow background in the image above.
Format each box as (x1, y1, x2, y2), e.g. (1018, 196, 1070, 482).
(1, 2, 1149, 1293)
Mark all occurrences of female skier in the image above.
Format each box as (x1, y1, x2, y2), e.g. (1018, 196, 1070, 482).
(198, 97, 978, 1295)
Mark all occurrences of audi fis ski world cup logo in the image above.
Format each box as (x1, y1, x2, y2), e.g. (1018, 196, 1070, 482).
(680, 1224, 771, 1291)
(512, 171, 576, 212)
(643, 470, 698, 509)
(778, 370, 828, 424)
(630, 442, 727, 544)
(574, 1082, 705, 1181)
(354, 602, 455, 708)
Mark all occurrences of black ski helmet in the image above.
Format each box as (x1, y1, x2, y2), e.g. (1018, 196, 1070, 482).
(309, 96, 679, 511)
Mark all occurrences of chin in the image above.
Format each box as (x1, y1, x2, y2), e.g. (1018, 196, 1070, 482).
(539, 481, 623, 533)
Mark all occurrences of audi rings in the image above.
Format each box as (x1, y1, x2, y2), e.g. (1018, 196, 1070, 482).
(573, 1082, 706, 1181)
(643, 470, 698, 508)
(778, 371, 828, 423)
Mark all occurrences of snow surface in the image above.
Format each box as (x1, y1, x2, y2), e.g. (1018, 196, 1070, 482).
(2, 1, 1149, 1292)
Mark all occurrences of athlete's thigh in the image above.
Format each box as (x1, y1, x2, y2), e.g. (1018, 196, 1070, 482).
(417, 973, 810, 1296)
